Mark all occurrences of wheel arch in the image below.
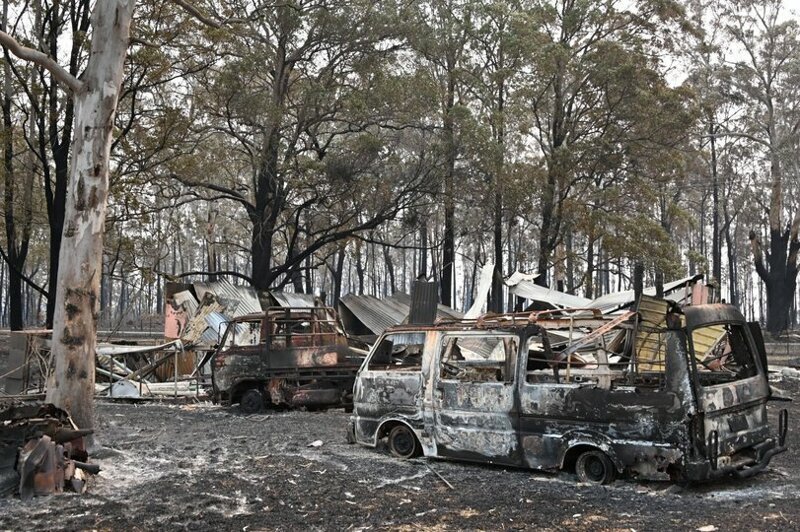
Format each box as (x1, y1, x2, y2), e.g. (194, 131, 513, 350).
(559, 433, 623, 473)
(375, 417, 425, 451)
(230, 379, 264, 404)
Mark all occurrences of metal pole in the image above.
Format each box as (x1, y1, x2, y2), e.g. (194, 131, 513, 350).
(174, 349, 178, 400)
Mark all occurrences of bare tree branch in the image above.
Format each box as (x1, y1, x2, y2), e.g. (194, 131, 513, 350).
(170, 0, 247, 29)
(0, 244, 50, 298)
(0, 31, 82, 93)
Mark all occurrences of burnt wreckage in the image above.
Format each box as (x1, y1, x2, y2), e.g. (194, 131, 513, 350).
(349, 302, 789, 483)
(1, 403, 99, 499)
(211, 307, 364, 412)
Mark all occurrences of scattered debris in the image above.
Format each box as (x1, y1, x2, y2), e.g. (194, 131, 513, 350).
(427, 464, 454, 490)
(1, 403, 98, 500)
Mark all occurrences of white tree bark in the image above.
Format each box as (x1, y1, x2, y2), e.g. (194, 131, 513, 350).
(43, 0, 136, 437)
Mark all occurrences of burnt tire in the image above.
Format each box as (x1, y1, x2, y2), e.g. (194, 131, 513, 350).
(575, 450, 616, 484)
(239, 388, 265, 414)
(388, 424, 421, 459)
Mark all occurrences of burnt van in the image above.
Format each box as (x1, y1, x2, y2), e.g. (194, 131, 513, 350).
(211, 307, 363, 413)
(348, 303, 788, 483)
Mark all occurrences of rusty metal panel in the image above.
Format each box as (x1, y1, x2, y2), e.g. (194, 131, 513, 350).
(408, 281, 439, 325)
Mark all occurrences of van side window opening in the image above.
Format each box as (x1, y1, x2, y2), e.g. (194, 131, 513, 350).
(693, 323, 759, 383)
(525, 328, 628, 385)
(220, 319, 262, 350)
(368, 332, 426, 370)
(440, 335, 517, 383)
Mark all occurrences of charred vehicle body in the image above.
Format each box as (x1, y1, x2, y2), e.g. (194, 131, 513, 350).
(349, 302, 788, 483)
(212, 307, 363, 413)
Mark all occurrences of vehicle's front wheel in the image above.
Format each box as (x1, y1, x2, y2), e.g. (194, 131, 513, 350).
(388, 424, 421, 459)
(575, 450, 616, 484)
(239, 388, 265, 414)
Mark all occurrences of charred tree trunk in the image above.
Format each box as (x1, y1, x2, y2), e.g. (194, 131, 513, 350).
(490, 179, 503, 312)
(441, 70, 456, 307)
(383, 245, 396, 295)
(249, 29, 291, 291)
(750, 155, 800, 334)
(751, 225, 799, 334)
(489, 76, 506, 313)
(1, 4, 30, 331)
(355, 241, 365, 295)
(633, 261, 644, 306)
(42, 0, 135, 438)
(585, 235, 595, 299)
(710, 117, 721, 285)
(332, 244, 346, 306)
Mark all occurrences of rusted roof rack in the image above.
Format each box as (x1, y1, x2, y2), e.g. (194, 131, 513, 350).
(233, 307, 339, 322)
(434, 307, 612, 329)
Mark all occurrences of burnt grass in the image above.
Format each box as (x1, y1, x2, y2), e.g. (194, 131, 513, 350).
(2, 383, 800, 531)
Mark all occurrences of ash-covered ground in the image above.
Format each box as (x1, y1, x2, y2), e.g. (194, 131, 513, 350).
(2, 382, 800, 531)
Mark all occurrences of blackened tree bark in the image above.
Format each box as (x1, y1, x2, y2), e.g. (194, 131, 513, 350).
(1, 1, 31, 331)
(633, 261, 644, 306)
(724, 1, 800, 333)
(750, 158, 799, 333)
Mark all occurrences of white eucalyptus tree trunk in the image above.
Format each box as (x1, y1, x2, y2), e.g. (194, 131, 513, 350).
(44, 0, 136, 437)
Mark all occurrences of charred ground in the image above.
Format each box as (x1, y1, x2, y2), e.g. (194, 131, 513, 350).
(1, 381, 799, 531)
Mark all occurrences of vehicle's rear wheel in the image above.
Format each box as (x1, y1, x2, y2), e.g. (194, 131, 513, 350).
(388, 424, 420, 459)
(239, 388, 265, 414)
(575, 450, 616, 484)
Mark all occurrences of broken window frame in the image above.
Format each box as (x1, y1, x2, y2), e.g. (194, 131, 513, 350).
(437, 331, 519, 384)
(687, 321, 763, 388)
(366, 332, 427, 371)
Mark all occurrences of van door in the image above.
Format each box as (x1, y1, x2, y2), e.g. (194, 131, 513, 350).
(431, 332, 521, 465)
(690, 321, 771, 460)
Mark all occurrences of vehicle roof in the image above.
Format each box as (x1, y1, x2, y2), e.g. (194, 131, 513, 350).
(380, 304, 747, 336)
(229, 307, 338, 322)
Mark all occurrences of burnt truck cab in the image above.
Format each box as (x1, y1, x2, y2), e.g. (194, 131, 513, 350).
(349, 303, 788, 484)
(211, 307, 363, 413)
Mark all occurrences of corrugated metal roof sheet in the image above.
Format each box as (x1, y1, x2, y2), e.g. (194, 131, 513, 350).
(408, 281, 439, 325)
(193, 280, 262, 316)
(339, 291, 464, 336)
(590, 274, 704, 313)
(269, 290, 317, 308)
(339, 294, 406, 335)
(389, 292, 463, 321)
(173, 290, 199, 316)
(508, 280, 592, 309)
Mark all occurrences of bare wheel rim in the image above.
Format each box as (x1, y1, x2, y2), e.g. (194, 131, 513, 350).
(584, 455, 606, 482)
(240, 390, 263, 413)
(389, 426, 416, 458)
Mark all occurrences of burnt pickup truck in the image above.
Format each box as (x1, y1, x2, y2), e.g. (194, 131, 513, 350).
(211, 307, 364, 413)
(349, 303, 788, 483)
